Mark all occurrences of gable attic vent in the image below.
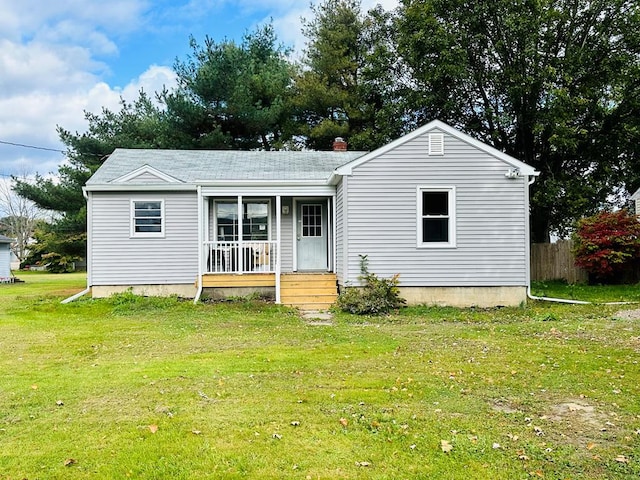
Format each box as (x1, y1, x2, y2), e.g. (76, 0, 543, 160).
(428, 133, 444, 155)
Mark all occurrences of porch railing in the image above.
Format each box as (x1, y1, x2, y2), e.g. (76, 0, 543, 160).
(204, 241, 277, 274)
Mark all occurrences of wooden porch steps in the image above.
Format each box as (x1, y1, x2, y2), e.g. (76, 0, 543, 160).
(280, 273, 338, 311)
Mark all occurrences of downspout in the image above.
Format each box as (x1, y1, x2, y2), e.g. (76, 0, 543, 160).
(62, 187, 91, 304)
(193, 185, 204, 303)
(61, 288, 90, 304)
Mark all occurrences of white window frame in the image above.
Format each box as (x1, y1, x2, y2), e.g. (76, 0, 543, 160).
(428, 133, 445, 155)
(417, 186, 456, 248)
(130, 199, 165, 238)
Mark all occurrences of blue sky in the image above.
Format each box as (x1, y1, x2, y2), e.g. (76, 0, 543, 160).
(0, 0, 398, 182)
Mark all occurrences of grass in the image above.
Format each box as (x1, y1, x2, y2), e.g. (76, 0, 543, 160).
(0, 273, 639, 479)
(531, 280, 640, 303)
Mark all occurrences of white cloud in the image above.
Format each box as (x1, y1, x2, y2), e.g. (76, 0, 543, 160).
(0, 0, 176, 177)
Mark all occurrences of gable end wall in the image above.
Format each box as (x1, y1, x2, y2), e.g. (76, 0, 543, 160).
(343, 128, 529, 287)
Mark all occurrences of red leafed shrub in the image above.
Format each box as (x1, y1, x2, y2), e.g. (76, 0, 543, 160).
(572, 210, 640, 283)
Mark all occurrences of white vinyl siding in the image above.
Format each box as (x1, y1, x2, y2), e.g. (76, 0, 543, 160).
(91, 192, 198, 285)
(343, 128, 528, 287)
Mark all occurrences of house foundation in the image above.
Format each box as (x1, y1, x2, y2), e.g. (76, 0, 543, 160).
(398, 286, 527, 308)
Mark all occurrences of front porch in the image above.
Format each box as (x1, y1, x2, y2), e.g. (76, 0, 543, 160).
(194, 187, 339, 309)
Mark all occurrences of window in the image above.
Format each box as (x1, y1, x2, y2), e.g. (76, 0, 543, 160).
(418, 187, 455, 247)
(215, 200, 269, 241)
(131, 200, 164, 237)
(301, 204, 322, 237)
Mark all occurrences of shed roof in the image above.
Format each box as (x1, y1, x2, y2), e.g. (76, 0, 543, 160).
(0, 234, 13, 244)
(86, 149, 367, 186)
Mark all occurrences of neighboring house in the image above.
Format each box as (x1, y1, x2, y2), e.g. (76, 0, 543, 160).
(0, 234, 13, 282)
(84, 120, 539, 308)
(632, 188, 640, 215)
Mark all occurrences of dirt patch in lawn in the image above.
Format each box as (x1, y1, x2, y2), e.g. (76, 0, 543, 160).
(613, 308, 640, 320)
(544, 400, 619, 447)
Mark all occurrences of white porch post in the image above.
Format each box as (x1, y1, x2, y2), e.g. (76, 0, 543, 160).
(194, 186, 203, 303)
(237, 195, 243, 273)
(275, 195, 281, 303)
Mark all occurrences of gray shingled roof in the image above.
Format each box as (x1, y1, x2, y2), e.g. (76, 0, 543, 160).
(87, 149, 368, 185)
(0, 234, 13, 243)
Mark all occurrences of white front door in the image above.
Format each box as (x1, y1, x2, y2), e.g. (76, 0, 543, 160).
(296, 202, 328, 271)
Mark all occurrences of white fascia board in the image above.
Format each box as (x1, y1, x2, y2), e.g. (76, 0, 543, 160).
(84, 184, 197, 192)
(631, 188, 640, 200)
(335, 119, 539, 177)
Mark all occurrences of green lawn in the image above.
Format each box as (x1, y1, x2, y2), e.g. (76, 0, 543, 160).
(1, 273, 639, 479)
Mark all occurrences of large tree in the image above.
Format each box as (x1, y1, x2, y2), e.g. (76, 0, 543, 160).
(295, 0, 406, 151)
(396, 0, 640, 241)
(166, 24, 296, 151)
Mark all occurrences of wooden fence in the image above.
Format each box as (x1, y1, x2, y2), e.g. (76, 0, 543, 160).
(530, 240, 588, 284)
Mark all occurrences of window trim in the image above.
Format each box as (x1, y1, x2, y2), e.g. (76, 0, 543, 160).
(417, 186, 456, 248)
(131, 199, 165, 238)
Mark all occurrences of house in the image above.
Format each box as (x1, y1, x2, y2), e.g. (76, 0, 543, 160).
(0, 234, 13, 282)
(632, 188, 640, 215)
(83, 120, 539, 308)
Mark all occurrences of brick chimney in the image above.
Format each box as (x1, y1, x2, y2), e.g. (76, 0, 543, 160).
(333, 137, 347, 151)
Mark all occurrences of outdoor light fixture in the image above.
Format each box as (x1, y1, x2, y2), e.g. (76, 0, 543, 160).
(505, 168, 521, 179)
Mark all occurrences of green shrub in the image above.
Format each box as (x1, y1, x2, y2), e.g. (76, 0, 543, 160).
(336, 255, 406, 315)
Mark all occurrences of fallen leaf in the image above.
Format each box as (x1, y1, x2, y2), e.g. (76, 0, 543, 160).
(272, 433, 282, 440)
(355, 461, 371, 467)
(290, 421, 300, 427)
(31, 385, 38, 390)
(615, 455, 629, 464)
(339, 418, 348, 427)
(440, 440, 453, 453)
(191, 430, 201, 435)
(64, 458, 76, 467)
(492, 443, 501, 449)
(56, 400, 64, 406)
(586, 442, 596, 450)
(148, 425, 158, 434)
